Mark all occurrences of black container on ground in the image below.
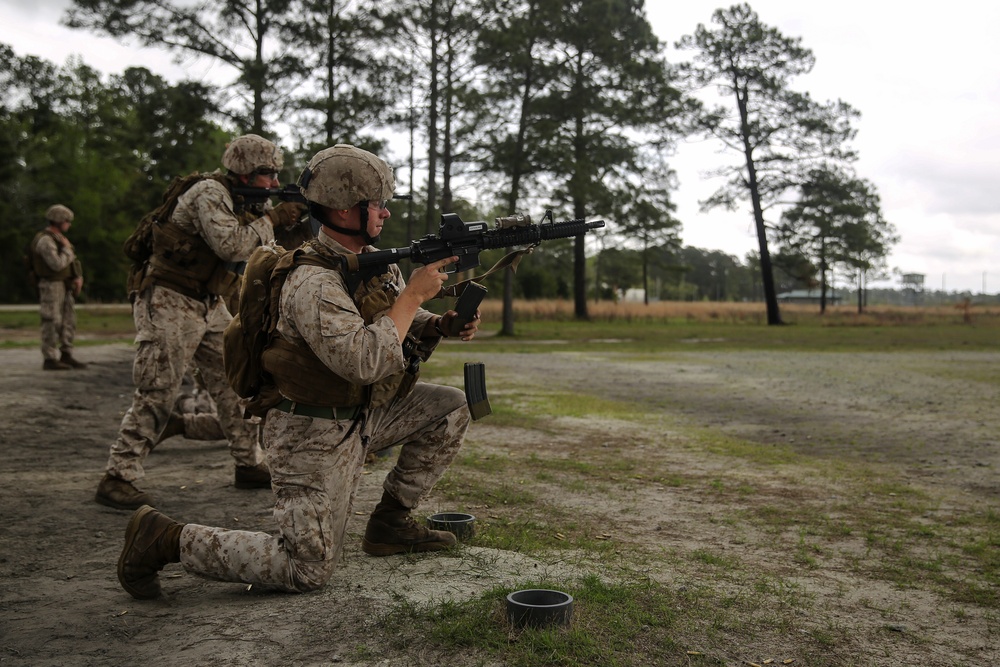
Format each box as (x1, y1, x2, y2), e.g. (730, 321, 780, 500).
(506, 589, 574, 628)
(426, 512, 476, 541)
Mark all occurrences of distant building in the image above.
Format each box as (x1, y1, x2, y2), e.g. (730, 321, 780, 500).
(621, 288, 657, 303)
(777, 289, 842, 305)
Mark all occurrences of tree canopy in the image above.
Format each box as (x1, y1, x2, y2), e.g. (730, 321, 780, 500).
(0, 1, 896, 313)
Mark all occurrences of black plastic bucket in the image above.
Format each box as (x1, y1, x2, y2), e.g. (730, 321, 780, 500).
(506, 589, 574, 628)
(426, 512, 476, 541)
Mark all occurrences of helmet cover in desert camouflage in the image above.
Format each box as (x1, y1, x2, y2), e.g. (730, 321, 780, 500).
(221, 134, 284, 175)
(45, 204, 74, 224)
(298, 144, 395, 210)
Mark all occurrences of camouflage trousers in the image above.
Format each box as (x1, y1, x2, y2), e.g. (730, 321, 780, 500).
(38, 280, 76, 361)
(173, 378, 228, 441)
(178, 412, 227, 441)
(180, 382, 470, 593)
(104, 286, 263, 481)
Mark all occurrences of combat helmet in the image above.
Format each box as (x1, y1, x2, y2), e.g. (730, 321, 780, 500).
(221, 134, 284, 175)
(298, 144, 395, 210)
(45, 204, 74, 224)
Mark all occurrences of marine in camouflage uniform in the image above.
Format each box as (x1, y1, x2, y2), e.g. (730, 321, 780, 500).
(30, 205, 86, 371)
(116, 145, 481, 598)
(95, 135, 307, 511)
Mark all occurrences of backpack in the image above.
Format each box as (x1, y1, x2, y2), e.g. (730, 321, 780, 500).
(124, 172, 222, 297)
(223, 243, 289, 400)
(223, 242, 350, 415)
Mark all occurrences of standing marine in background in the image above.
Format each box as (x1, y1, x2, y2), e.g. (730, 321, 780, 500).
(95, 134, 306, 511)
(29, 204, 86, 371)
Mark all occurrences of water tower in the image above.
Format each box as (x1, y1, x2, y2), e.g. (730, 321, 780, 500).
(901, 273, 925, 306)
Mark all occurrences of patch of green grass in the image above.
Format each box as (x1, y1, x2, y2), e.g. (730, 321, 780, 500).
(379, 575, 707, 667)
(794, 531, 823, 569)
(690, 549, 738, 569)
(474, 319, 1000, 353)
(500, 389, 645, 422)
(688, 430, 803, 466)
(0, 307, 136, 347)
(0, 311, 42, 329)
(473, 516, 553, 553)
(455, 481, 536, 511)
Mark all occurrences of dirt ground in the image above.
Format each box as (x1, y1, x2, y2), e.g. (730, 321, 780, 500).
(0, 340, 998, 666)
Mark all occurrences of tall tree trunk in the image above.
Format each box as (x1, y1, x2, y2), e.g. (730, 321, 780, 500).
(572, 55, 589, 320)
(573, 212, 588, 319)
(251, 0, 266, 134)
(500, 0, 540, 337)
(856, 269, 864, 314)
(642, 247, 649, 305)
(735, 81, 782, 325)
(323, 0, 337, 145)
(819, 238, 828, 314)
(424, 0, 440, 234)
(407, 66, 416, 244)
(440, 1, 454, 213)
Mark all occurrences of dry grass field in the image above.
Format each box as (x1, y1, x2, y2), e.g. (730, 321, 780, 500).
(478, 298, 1000, 326)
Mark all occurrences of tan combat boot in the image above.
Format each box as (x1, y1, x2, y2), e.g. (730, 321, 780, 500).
(42, 358, 72, 371)
(362, 491, 457, 556)
(234, 462, 272, 489)
(118, 505, 185, 599)
(95, 474, 155, 510)
(59, 352, 88, 369)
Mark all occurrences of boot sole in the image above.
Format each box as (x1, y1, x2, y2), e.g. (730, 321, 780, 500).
(118, 505, 161, 600)
(361, 538, 456, 557)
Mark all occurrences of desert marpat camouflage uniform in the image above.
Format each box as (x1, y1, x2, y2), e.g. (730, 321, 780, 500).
(179, 231, 470, 592)
(33, 232, 79, 362)
(104, 179, 275, 482)
(170, 379, 226, 441)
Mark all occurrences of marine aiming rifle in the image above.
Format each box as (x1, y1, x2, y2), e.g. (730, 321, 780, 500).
(343, 210, 606, 422)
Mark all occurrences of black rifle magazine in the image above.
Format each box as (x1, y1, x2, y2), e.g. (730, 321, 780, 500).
(447, 282, 487, 337)
(463, 362, 492, 421)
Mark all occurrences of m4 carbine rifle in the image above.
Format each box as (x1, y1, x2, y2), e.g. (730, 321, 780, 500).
(342, 210, 605, 275)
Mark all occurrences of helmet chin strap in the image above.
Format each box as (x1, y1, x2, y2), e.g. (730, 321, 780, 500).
(317, 203, 380, 244)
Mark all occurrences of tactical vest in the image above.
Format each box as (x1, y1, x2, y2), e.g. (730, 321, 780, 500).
(142, 174, 264, 300)
(30, 230, 78, 281)
(261, 240, 418, 410)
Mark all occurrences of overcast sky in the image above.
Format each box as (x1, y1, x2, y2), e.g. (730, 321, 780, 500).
(3, 1, 998, 293)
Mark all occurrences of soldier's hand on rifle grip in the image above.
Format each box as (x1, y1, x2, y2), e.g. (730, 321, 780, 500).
(405, 256, 458, 304)
(267, 202, 307, 228)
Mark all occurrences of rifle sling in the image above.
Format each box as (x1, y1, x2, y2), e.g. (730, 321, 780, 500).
(438, 245, 536, 298)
